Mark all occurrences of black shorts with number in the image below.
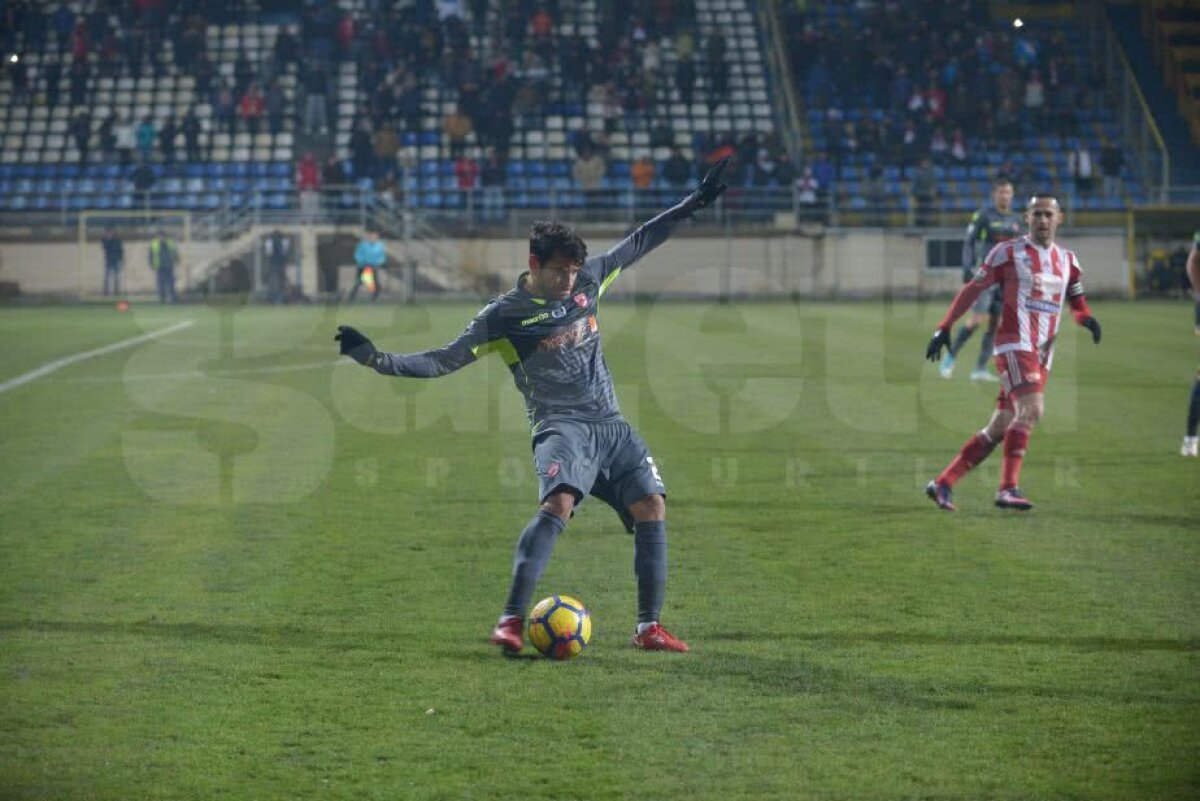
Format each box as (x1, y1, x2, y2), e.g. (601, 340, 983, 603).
(532, 418, 666, 533)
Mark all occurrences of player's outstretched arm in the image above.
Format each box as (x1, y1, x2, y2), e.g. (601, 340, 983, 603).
(335, 325, 477, 377)
(926, 279, 988, 361)
(1066, 256, 1100, 344)
(585, 157, 732, 289)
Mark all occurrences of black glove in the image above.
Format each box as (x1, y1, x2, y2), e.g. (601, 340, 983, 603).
(1082, 317, 1101, 344)
(685, 156, 731, 212)
(925, 327, 951, 361)
(335, 325, 377, 366)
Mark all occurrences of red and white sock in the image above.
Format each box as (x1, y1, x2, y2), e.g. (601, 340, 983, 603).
(1000, 423, 1032, 489)
(937, 430, 998, 487)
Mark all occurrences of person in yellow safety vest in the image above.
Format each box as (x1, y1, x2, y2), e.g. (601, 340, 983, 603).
(148, 230, 179, 304)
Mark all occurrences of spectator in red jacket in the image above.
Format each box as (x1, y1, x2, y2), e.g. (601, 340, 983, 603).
(455, 155, 480, 191)
(297, 151, 322, 222)
(239, 84, 265, 135)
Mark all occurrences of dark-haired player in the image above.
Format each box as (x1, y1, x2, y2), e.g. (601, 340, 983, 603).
(939, 176, 1024, 381)
(336, 159, 731, 653)
(925, 193, 1103, 511)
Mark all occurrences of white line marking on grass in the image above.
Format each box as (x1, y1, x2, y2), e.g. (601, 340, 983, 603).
(58, 359, 350, 384)
(0, 320, 196, 395)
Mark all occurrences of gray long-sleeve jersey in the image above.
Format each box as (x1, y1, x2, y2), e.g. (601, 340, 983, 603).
(962, 205, 1023, 282)
(369, 197, 695, 429)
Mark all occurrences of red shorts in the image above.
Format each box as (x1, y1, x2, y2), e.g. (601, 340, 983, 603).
(995, 350, 1049, 410)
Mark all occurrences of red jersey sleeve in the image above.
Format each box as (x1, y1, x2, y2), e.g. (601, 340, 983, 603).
(1065, 250, 1093, 323)
(938, 241, 1008, 330)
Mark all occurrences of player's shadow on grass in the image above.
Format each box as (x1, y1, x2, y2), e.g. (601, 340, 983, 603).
(706, 629, 1200, 652)
(626, 645, 1193, 709)
(0, 619, 583, 663)
(0, 619, 384, 650)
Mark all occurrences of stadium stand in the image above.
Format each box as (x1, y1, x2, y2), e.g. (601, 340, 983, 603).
(0, 0, 1159, 217)
(331, 0, 779, 210)
(778, 0, 1146, 213)
(0, 0, 297, 212)
(1143, 1, 1200, 148)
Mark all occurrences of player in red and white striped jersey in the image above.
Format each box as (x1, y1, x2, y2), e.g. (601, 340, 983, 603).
(924, 194, 1103, 511)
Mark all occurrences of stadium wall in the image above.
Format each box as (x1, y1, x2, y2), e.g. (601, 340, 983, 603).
(0, 230, 1130, 298)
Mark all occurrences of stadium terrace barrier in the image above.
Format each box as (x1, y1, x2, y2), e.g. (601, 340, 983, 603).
(0, 183, 1148, 233)
(0, 226, 1131, 301)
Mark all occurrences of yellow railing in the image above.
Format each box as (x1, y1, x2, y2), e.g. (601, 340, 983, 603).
(1109, 12, 1171, 196)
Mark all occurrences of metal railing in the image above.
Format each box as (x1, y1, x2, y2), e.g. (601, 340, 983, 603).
(1095, 1, 1170, 201)
(758, 0, 805, 162)
(0, 182, 1154, 236)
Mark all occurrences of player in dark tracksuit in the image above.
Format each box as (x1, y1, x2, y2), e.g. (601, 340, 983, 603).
(335, 158, 731, 655)
(939, 176, 1024, 381)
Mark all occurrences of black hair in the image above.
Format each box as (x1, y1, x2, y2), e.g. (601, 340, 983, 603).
(529, 220, 587, 266)
(992, 174, 1014, 187)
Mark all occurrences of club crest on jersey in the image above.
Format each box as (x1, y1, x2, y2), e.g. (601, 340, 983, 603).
(573, 292, 588, 308)
(546, 462, 561, 479)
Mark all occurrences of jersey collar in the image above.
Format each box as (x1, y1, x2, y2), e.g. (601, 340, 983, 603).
(515, 271, 548, 305)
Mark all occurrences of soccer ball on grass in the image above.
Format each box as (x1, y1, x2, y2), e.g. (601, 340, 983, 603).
(528, 594, 592, 660)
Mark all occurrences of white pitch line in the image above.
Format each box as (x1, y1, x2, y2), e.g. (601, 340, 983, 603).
(0, 320, 196, 395)
(57, 358, 351, 384)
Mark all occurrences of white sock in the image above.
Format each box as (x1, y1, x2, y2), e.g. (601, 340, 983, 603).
(498, 614, 520, 624)
(636, 621, 657, 635)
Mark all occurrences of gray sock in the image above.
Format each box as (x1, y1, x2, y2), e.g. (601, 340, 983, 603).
(976, 331, 996, 370)
(1188, 377, 1200, 437)
(634, 520, 667, 624)
(502, 510, 566, 618)
(949, 324, 976, 357)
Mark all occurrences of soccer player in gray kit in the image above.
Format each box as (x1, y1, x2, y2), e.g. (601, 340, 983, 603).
(940, 175, 1024, 381)
(336, 158, 731, 655)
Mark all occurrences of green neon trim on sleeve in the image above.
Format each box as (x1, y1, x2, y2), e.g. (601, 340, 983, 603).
(599, 266, 623, 297)
(471, 337, 520, 366)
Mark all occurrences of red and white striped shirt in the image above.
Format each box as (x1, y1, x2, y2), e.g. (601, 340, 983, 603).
(940, 235, 1092, 368)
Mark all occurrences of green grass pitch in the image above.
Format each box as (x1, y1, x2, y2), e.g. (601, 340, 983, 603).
(0, 300, 1196, 800)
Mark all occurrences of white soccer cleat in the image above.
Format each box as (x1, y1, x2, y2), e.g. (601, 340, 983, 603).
(1182, 436, 1199, 457)
(970, 369, 999, 382)
(938, 354, 955, 379)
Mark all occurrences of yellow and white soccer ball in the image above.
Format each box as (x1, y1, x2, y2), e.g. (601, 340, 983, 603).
(527, 594, 592, 660)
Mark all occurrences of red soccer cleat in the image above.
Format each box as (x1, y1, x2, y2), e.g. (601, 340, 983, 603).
(925, 479, 957, 512)
(489, 617, 524, 653)
(631, 623, 689, 653)
(995, 487, 1034, 511)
